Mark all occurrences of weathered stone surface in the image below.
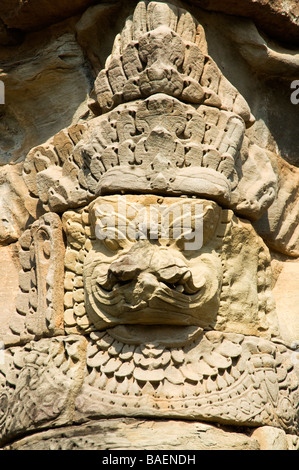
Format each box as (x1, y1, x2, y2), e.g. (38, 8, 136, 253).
(185, 0, 299, 47)
(0, 24, 93, 165)
(0, 243, 21, 345)
(0, 0, 298, 47)
(215, 15, 299, 79)
(272, 259, 299, 346)
(3, 419, 260, 450)
(251, 425, 289, 450)
(6, 213, 65, 346)
(254, 159, 299, 258)
(0, 335, 87, 444)
(0, 0, 101, 33)
(76, 3, 123, 74)
(0, 164, 39, 246)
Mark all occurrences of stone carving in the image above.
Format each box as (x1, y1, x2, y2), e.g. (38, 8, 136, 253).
(7, 213, 65, 345)
(0, 164, 38, 246)
(0, 243, 21, 345)
(62, 194, 277, 337)
(0, 335, 86, 442)
(23, 124, 89, 213)
(0, 331, 298, 443)
(76, 330, 299, 433)
(0, 0, 298, 451)
(22, 1, 277, 222)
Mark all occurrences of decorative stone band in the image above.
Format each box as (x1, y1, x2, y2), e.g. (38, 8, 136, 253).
(76, 329, 299, 432)
(0, 332, 298, 444)
(0, 335, 86, 444)
(6, 213, 65, 346)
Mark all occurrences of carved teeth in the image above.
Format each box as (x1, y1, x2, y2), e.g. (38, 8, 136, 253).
(224, 369, 236, 385)
(117, 377, 129, 395)
(205, 376, 218, 393)
(86, 367, 97, 385)
(216, 374, 227, 390)
(106, 377, 118, 394)
(93, 373, 108, 390)
(175, 284, 185, 293)
(128, 380, 142, 396)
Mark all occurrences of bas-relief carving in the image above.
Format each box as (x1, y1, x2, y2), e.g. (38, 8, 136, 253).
(0, 0, 299, 450)
(0, 164, 38, 246)
(22, 2, 277, 221)
(3, 213, 65, 346)
(62, 195, 277, 337)
(0, 335, 86, 441)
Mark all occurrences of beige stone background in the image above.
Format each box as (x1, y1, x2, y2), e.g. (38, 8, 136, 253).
(0, 0, 298, 450)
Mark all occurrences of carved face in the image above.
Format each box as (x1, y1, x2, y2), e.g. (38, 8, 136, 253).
(61, 194, 288, 431)
(83, 195, 223, 332)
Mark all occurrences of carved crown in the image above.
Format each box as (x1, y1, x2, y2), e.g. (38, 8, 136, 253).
(23, 1, 277, 220)
(76, 93, 245, 207)
(92, 1, 253, 123)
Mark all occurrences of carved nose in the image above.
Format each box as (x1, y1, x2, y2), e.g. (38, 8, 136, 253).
(108, 242, 151, 282)
(108, 257, 141, 282)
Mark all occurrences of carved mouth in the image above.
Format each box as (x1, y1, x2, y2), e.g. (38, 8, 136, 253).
(96, 270, 205, 306)
(84, 256, 221, 329)
(92, 278, 206, 318)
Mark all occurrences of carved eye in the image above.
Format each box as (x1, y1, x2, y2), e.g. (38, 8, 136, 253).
(174, 232, 199, 252)
(42, 240, 51, 259)
(103, 238, 120, 252)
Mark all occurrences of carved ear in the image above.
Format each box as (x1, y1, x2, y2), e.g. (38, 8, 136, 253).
(9, 213, 65, 341)
(235, 140, 278, 220)
(23, 124, 89, 213)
